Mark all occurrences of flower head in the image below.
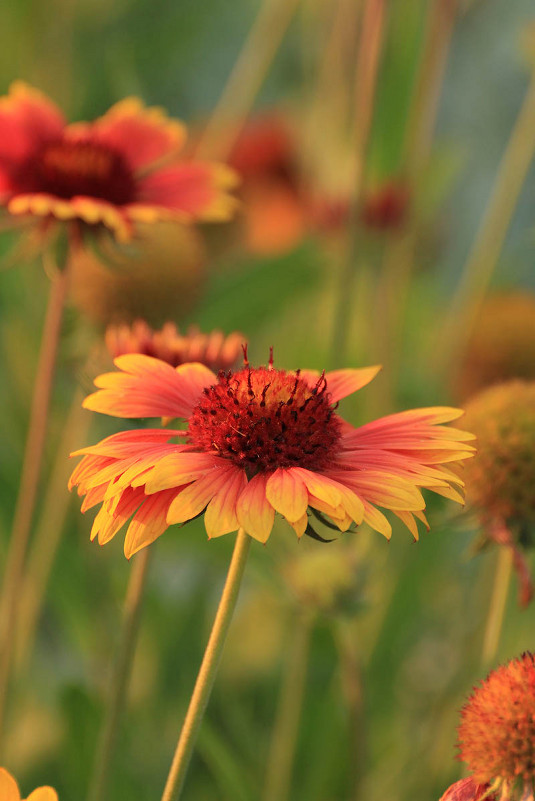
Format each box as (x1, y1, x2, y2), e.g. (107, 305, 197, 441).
(0, 82, 237, 243)
(463, 381, 535, 532)
(455, 292, 535, 402)
(0, 767, 57, 801)
(229, 113, 306, 255)
(463, 381, 535, 605)
(105, 320, 243, 372)
(456, 653, 535, 799)
(283, 545, 363, 616)
(70, 351, 474, 558)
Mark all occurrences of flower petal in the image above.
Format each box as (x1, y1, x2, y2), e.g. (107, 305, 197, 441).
(288, 513, 308, 538)
(0, 82, 64, 166)
(204, 468, 248, 538)
(290, 467, 342, 508)
(124, 488, 178, 558)
(0, 768, 20, 801)
(167, 464, 237, 525)
(236, 473, 275, 543)
(265, 468, 308, 522)
(26, 787, 59, 801)
(144, 452, 220, 493)
(83, 354, 216, 419)
(69, 97, 186, 172)
(362, 501, 392, 539)
(136, 162, 239, 221)
(299, 366, 381, 402)
(7, 193, 132, 241)
(91, 486, 145, 544)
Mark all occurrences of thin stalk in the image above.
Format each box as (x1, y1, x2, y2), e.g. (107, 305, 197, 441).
(262, 613, 313, 801)
(481, 547, 513, 667)
(329, 0, 386, 368)
(161, 528, 251, 801)
(435, 67, 535, 375)
(0, 259, 69, 752)
(333, 619, 366, 801)
(87, 547, 153, 801)
(196, 0, 301, 161)
(367, 0, 458, 414)
(15, 384, 92, 671)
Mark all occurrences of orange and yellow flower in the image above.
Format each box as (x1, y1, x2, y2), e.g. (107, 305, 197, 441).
(446, 653, 535, 801)
(0, 767, 57, 801)
(105, 320, 243, 372)
(0, 82, 237, 242)
(70, 352, 474, 558)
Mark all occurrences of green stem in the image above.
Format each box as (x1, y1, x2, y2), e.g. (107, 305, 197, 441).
(262, 613, 313, 801)
(87, 546, 153, 801)
(161, 528, 251, 801)
(481, 547, 513, 667)
(0, 260, 69, 753)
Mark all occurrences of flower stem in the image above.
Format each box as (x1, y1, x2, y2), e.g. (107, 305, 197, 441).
(87, 546, 153, 801)
(15, 382, 93, 672)
(262, 613, 313, 801)
(0, 259, 69, 752)
(481, 547, 513, 667)
(196, 0, 301, 161)
(434, 66, 535, 376)
(161, 528, 251, 801)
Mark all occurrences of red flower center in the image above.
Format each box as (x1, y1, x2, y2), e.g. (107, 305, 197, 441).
(187, 365, 341, 473)
(17, 139, 136, 205)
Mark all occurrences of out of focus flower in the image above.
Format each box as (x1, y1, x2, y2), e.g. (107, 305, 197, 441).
(283, 545, 363, 617)
(360, 180, 410, 231)
(451, 653, 535, 801)
(228, 112, 409, 254)
(105, 320, 243, 372)
(463, 381, 535, 605)
(70, 349, 474, 558)
(69, 221, 205, 326)
(0, 82, 237, 244)
(455, 292, 535, 402)
(0, 767, 57, 801)
(228, 113, 307, 255)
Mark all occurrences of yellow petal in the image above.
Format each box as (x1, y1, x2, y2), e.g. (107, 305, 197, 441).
(265, 468, 308, 522)
(0, 769, 20, 801)
(236, 473, 275, 543)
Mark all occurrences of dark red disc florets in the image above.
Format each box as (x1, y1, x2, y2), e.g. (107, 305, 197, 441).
(187, 365, 341, 473)
(15, 138, 136, 205)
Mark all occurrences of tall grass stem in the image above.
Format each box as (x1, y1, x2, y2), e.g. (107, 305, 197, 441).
(0, 259, 69, 752)
(87, 546, 153, 801)
(262, 614, 312, 801)
(481, 547, 513, 667)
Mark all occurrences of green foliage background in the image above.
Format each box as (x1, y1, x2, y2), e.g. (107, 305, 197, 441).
(0, 1, 534, 799)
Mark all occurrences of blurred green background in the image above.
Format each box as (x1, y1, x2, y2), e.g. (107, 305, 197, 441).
(0, 1, 534, 800)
